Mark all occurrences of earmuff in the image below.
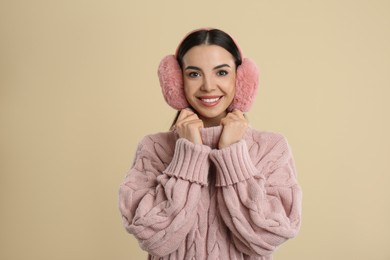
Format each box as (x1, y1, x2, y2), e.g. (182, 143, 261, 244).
(157, 28, 259, 112)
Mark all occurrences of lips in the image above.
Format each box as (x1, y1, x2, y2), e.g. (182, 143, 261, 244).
(197, 96, 223, 107)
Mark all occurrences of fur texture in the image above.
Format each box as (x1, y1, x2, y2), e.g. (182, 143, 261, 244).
(157, 55, 189, 110)
(227, 58, 259, 112)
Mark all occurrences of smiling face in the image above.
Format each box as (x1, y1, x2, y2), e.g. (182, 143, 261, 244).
(182, 44, 236, 127)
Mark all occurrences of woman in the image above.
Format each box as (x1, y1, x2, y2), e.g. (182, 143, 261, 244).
(119, 28, 302, 260)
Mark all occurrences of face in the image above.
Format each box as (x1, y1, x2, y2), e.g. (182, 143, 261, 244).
(182, 44, 236, 127)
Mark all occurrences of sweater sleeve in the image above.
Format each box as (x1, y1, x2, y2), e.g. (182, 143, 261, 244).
(209, 134, 302, 256)
(118, 136, 211, 257)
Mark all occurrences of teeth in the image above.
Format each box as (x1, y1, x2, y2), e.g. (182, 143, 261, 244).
(201, 97, 220, 103)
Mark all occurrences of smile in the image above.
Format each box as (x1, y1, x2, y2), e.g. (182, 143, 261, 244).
(198, 96, 223, 107)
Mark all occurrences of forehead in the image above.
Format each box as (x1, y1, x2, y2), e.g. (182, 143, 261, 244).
(182, 45, 235, 66)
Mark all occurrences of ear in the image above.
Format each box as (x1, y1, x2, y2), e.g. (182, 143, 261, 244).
(228, 58, 259, 112)
(157, 55, 189, 110)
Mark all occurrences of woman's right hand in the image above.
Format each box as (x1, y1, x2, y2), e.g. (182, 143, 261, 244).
(175, 109, 204, 145)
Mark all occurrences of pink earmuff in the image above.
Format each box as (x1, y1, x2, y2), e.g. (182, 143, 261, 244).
(157, 29, 259, 112)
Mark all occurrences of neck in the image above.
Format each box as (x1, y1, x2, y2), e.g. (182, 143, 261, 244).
(198, 111, 227, 128)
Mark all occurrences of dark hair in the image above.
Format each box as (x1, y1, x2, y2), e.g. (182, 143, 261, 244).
(176, 29, 242, 69)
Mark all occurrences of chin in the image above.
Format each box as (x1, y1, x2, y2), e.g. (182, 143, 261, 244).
(198, 109, 227, 120)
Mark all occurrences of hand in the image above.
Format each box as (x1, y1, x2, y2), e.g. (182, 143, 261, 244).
(175, 109, 204, 144)
(219, 109, 248, 149)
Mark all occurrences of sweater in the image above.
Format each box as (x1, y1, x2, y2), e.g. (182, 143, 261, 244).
(119, 126, 302, 260)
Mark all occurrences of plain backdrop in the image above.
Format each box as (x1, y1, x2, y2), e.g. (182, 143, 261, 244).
(1, 0, 389, 259)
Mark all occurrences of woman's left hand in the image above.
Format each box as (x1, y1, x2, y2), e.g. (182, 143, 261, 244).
(218, 109, 248, 149)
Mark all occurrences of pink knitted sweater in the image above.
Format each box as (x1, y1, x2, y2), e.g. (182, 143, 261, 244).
(119, 126, 302, 260)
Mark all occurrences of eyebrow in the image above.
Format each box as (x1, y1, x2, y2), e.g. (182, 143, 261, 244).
(214, 64, 231, 70)
(184, 64, 231, 71)
(184, 66, 201, 71)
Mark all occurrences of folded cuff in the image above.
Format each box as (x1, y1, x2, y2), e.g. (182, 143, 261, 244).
(164, 138, 211, 185)
(210, 140, 258, 186)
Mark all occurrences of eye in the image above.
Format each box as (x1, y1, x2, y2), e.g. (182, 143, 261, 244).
(217, 70, 228, 76)
(188, 71, 201, 78)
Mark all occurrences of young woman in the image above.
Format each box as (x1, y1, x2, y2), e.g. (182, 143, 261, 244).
(119, 28, 302, 260)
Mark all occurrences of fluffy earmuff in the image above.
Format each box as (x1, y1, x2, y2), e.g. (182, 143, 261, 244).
(157, 55, 189, 110)
(228, 58, 259, 112)
(157, 30, 259, 112)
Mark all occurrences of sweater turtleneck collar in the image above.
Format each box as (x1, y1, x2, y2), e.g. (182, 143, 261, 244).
(200, 125, 223, 149)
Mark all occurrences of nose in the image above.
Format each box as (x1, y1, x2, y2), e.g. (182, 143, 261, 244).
(200, 75, 215, 92)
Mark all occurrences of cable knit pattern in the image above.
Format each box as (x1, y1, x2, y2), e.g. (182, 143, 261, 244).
(119, 126, 302, 259)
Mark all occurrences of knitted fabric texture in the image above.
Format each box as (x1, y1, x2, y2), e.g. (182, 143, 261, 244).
(119, 126, 302, 259)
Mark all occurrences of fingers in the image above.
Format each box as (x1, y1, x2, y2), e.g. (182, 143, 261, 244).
(230, 109, 246, 120)
(177, 117, 204, 130)
(176, 111, 201, 128)
(177, 108, 197, 122)
(220, 109, 247, 126)
(218, 109, 248, 149)
(175, 109, 204, 144)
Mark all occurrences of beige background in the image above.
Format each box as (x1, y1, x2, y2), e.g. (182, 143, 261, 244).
(1, 0, 389, 259)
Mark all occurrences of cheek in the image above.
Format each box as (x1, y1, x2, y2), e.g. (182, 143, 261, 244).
(183, 81, 194, 99)
(223, 76, 236, 95)
(230, 76, 236, 91)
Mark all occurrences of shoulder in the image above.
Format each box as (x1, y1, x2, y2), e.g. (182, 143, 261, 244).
(244, 127, 292, 155)
(243, 128, 296, 175)
(140, 130, 177, 146)
(245, 127, 287, 145)
(135, 131, 178, 162)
